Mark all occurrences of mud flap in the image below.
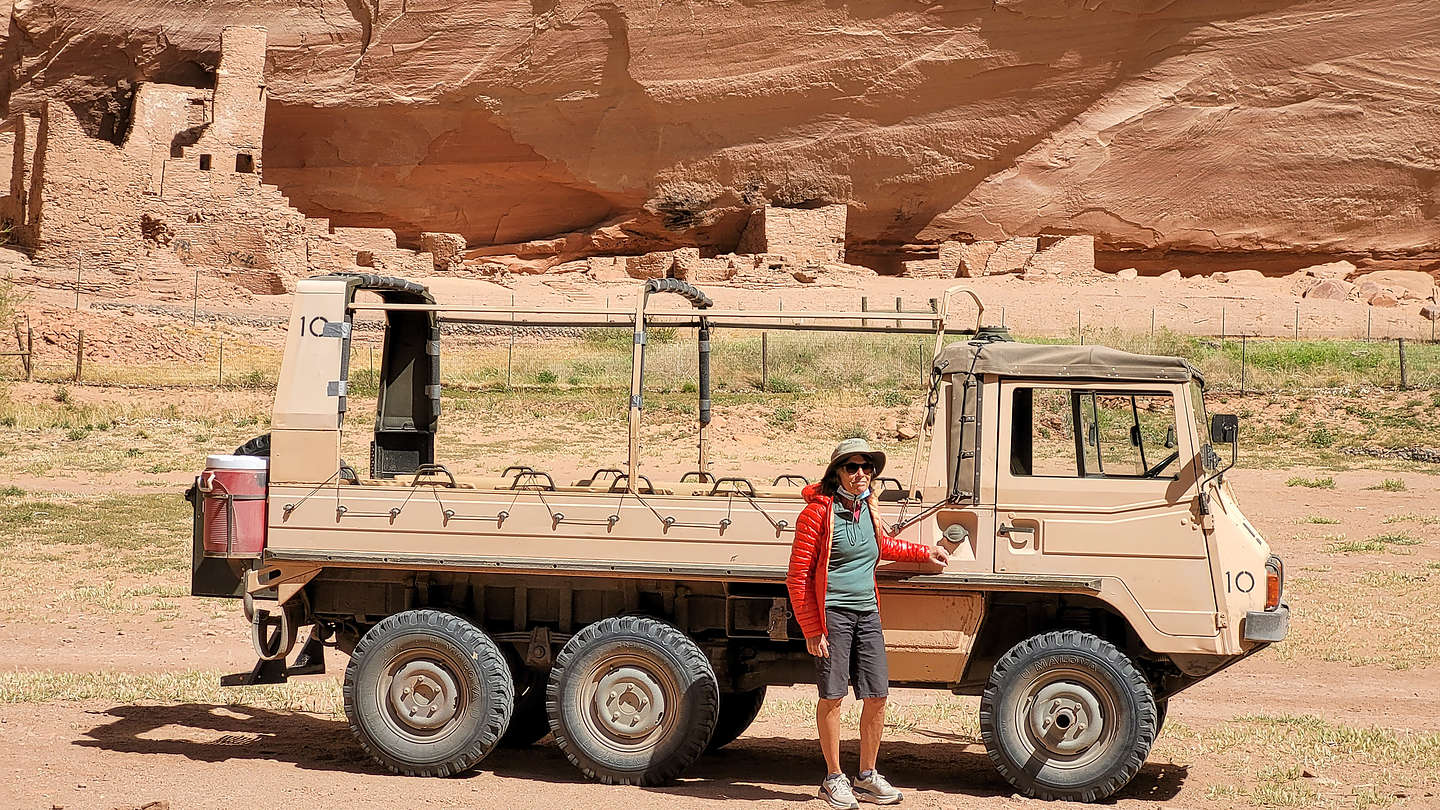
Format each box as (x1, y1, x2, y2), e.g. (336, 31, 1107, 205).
(220, 628, 327, 687)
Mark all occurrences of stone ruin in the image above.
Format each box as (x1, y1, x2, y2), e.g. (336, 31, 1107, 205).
(0, 26, 435, 296)
(901, 234, 1098, 279)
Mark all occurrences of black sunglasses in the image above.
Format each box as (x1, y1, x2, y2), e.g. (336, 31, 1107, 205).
(841, 461, 875, 474)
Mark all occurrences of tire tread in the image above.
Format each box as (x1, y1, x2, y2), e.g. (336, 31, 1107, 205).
(978, 630, 1157, 802)
(342, 609, 514, 777)
(546, 615, 719, 785)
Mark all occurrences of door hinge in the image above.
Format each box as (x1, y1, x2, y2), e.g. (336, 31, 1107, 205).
(1214, 611, 1229, 630)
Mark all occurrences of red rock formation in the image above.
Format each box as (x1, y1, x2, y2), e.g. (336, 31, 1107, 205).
(1, 0, 1437, 268)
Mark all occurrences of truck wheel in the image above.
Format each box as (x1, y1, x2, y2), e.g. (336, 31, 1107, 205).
(233, 433, 270, 457)
(343, 610, 514, 776)
(546, 615, 719, 785)
(500, 653, 551, 747)
(979, 630, 1157, 802)
(706, 686, 767, 752)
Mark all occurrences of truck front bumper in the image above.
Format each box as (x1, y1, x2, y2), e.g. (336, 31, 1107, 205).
(1242, 603, 1290, 643)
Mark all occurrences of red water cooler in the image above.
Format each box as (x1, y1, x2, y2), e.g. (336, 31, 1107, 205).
(199, 454, 269, 558)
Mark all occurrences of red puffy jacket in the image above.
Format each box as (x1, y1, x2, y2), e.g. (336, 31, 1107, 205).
(785, 482, 933, 639)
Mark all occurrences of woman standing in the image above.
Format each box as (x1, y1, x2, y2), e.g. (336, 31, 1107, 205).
(786, 438, 950, 808)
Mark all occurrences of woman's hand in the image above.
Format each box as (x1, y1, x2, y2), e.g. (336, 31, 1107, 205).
(806, 635, 830, 658)
(928, 545, 951, 566)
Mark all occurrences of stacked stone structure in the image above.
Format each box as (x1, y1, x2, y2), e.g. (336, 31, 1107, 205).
(0, 27, 432, 293)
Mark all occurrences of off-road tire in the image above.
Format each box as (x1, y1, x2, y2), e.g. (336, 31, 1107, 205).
(546, 615, 719, 785)
(979, 630, 1157, 802)
(343, 610, 514, 776)
(706, 686, 767, 752)
(233, 433, 270, 457)
(500, 650, 551, 747)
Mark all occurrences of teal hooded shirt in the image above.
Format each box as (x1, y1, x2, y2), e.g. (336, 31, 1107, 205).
(826, 494, 879, 612)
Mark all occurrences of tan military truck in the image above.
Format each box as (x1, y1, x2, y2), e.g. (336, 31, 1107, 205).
(188, 273, 1288, 802)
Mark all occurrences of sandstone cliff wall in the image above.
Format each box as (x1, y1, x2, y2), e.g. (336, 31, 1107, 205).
(1, 0, 1437, 267)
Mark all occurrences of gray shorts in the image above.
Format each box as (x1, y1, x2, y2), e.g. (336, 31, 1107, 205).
(815, 607, 888, 700)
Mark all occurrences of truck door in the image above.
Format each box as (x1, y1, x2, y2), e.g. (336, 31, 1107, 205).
(994, 382, 1219, 638)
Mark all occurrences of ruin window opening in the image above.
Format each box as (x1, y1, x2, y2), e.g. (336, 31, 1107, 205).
(199, 154, 212, 171)
(235, 153, 255, 173)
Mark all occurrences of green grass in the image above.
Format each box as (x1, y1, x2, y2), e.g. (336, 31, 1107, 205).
(1370, 532, 1421, 547)
(1287, 476, 1336, 489)
(1383, 513, 1440, 525)
(1366, 478, 1407, 492)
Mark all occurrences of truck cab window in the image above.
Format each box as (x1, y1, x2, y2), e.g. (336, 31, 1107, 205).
(1012, 387, 1179, 479)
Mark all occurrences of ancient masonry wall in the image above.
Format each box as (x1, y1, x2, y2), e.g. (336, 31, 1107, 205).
(0, 26, 432, 293)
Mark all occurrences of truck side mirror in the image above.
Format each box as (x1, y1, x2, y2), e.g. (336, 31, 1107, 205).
(1129, 424, 1141, 447)
(1209, 413, 1238, 444)
(1086, 423, 1098, 447)
(1164, 425, 1176, 448)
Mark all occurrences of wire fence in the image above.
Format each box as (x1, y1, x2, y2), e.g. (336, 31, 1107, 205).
(6, 290, 1440, 395)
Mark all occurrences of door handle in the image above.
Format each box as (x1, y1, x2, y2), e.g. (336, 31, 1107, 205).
(997, 523, 1033, 537)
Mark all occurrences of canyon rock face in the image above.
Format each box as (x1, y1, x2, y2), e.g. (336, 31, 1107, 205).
(2, 0, 1438, 268)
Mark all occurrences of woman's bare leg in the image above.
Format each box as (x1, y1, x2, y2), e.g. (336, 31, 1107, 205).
(817, 697, 844, 775)
(859, 696, 886, 773)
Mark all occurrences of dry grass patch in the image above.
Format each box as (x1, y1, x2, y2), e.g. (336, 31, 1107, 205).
(1161, 714, 1440, 808)
(1275, 564, 1439, 669)
(0, 493, 188, 598)
(0, 670, 344, 716)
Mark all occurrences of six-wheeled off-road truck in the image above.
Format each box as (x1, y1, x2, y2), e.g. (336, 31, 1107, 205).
(188, 274, 1288, 801)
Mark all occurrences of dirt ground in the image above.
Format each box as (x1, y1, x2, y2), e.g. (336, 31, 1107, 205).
(1, 468, 1437, 810)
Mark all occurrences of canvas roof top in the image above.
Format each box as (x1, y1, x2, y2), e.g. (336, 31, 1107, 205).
(936, 340, 1201, 384)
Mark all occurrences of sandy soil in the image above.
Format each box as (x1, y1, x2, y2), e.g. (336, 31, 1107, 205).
(1, 468, 1437, 809)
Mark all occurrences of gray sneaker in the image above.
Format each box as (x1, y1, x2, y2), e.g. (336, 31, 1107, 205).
(820, 774, 860, 809)
(853, 771, 903, 805)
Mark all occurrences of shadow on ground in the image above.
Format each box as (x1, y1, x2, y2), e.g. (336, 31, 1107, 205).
(76, 705, 1186, 803)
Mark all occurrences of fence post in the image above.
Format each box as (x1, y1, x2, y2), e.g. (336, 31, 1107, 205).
(1294, 307, 1300, 340)
(193, 268, 200, 322)
(761, 331, 769, 391)
(74, 259, 82, 310)
(12, 319, 27, 381)
(1366, 308, 1372, 340)
(1398, 338, 1408, 390)
(860, 296, 868, 328)
(369, 343, 375, 379)
(1077, 309, 1083, 345)
(75, 329, 84, 382)
(895, 296, 903, 329)
(1220, 306, 1225, 341)
(506, 293, 516, 390)
(218, 341, 224, 385)
(1240, 335, 1247, 395)
(1150, 307, 1155, 344)
(25, 317, 32, 382)
(1000, 306, 1005, 327)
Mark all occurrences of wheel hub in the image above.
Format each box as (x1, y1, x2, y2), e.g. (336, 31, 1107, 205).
(388, 660, 460, 731)
(1029, 681, 1104, 755)
(593, 667, 666, 739)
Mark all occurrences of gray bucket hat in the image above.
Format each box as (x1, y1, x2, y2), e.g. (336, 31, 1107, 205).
(824, 437, 887, 482)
